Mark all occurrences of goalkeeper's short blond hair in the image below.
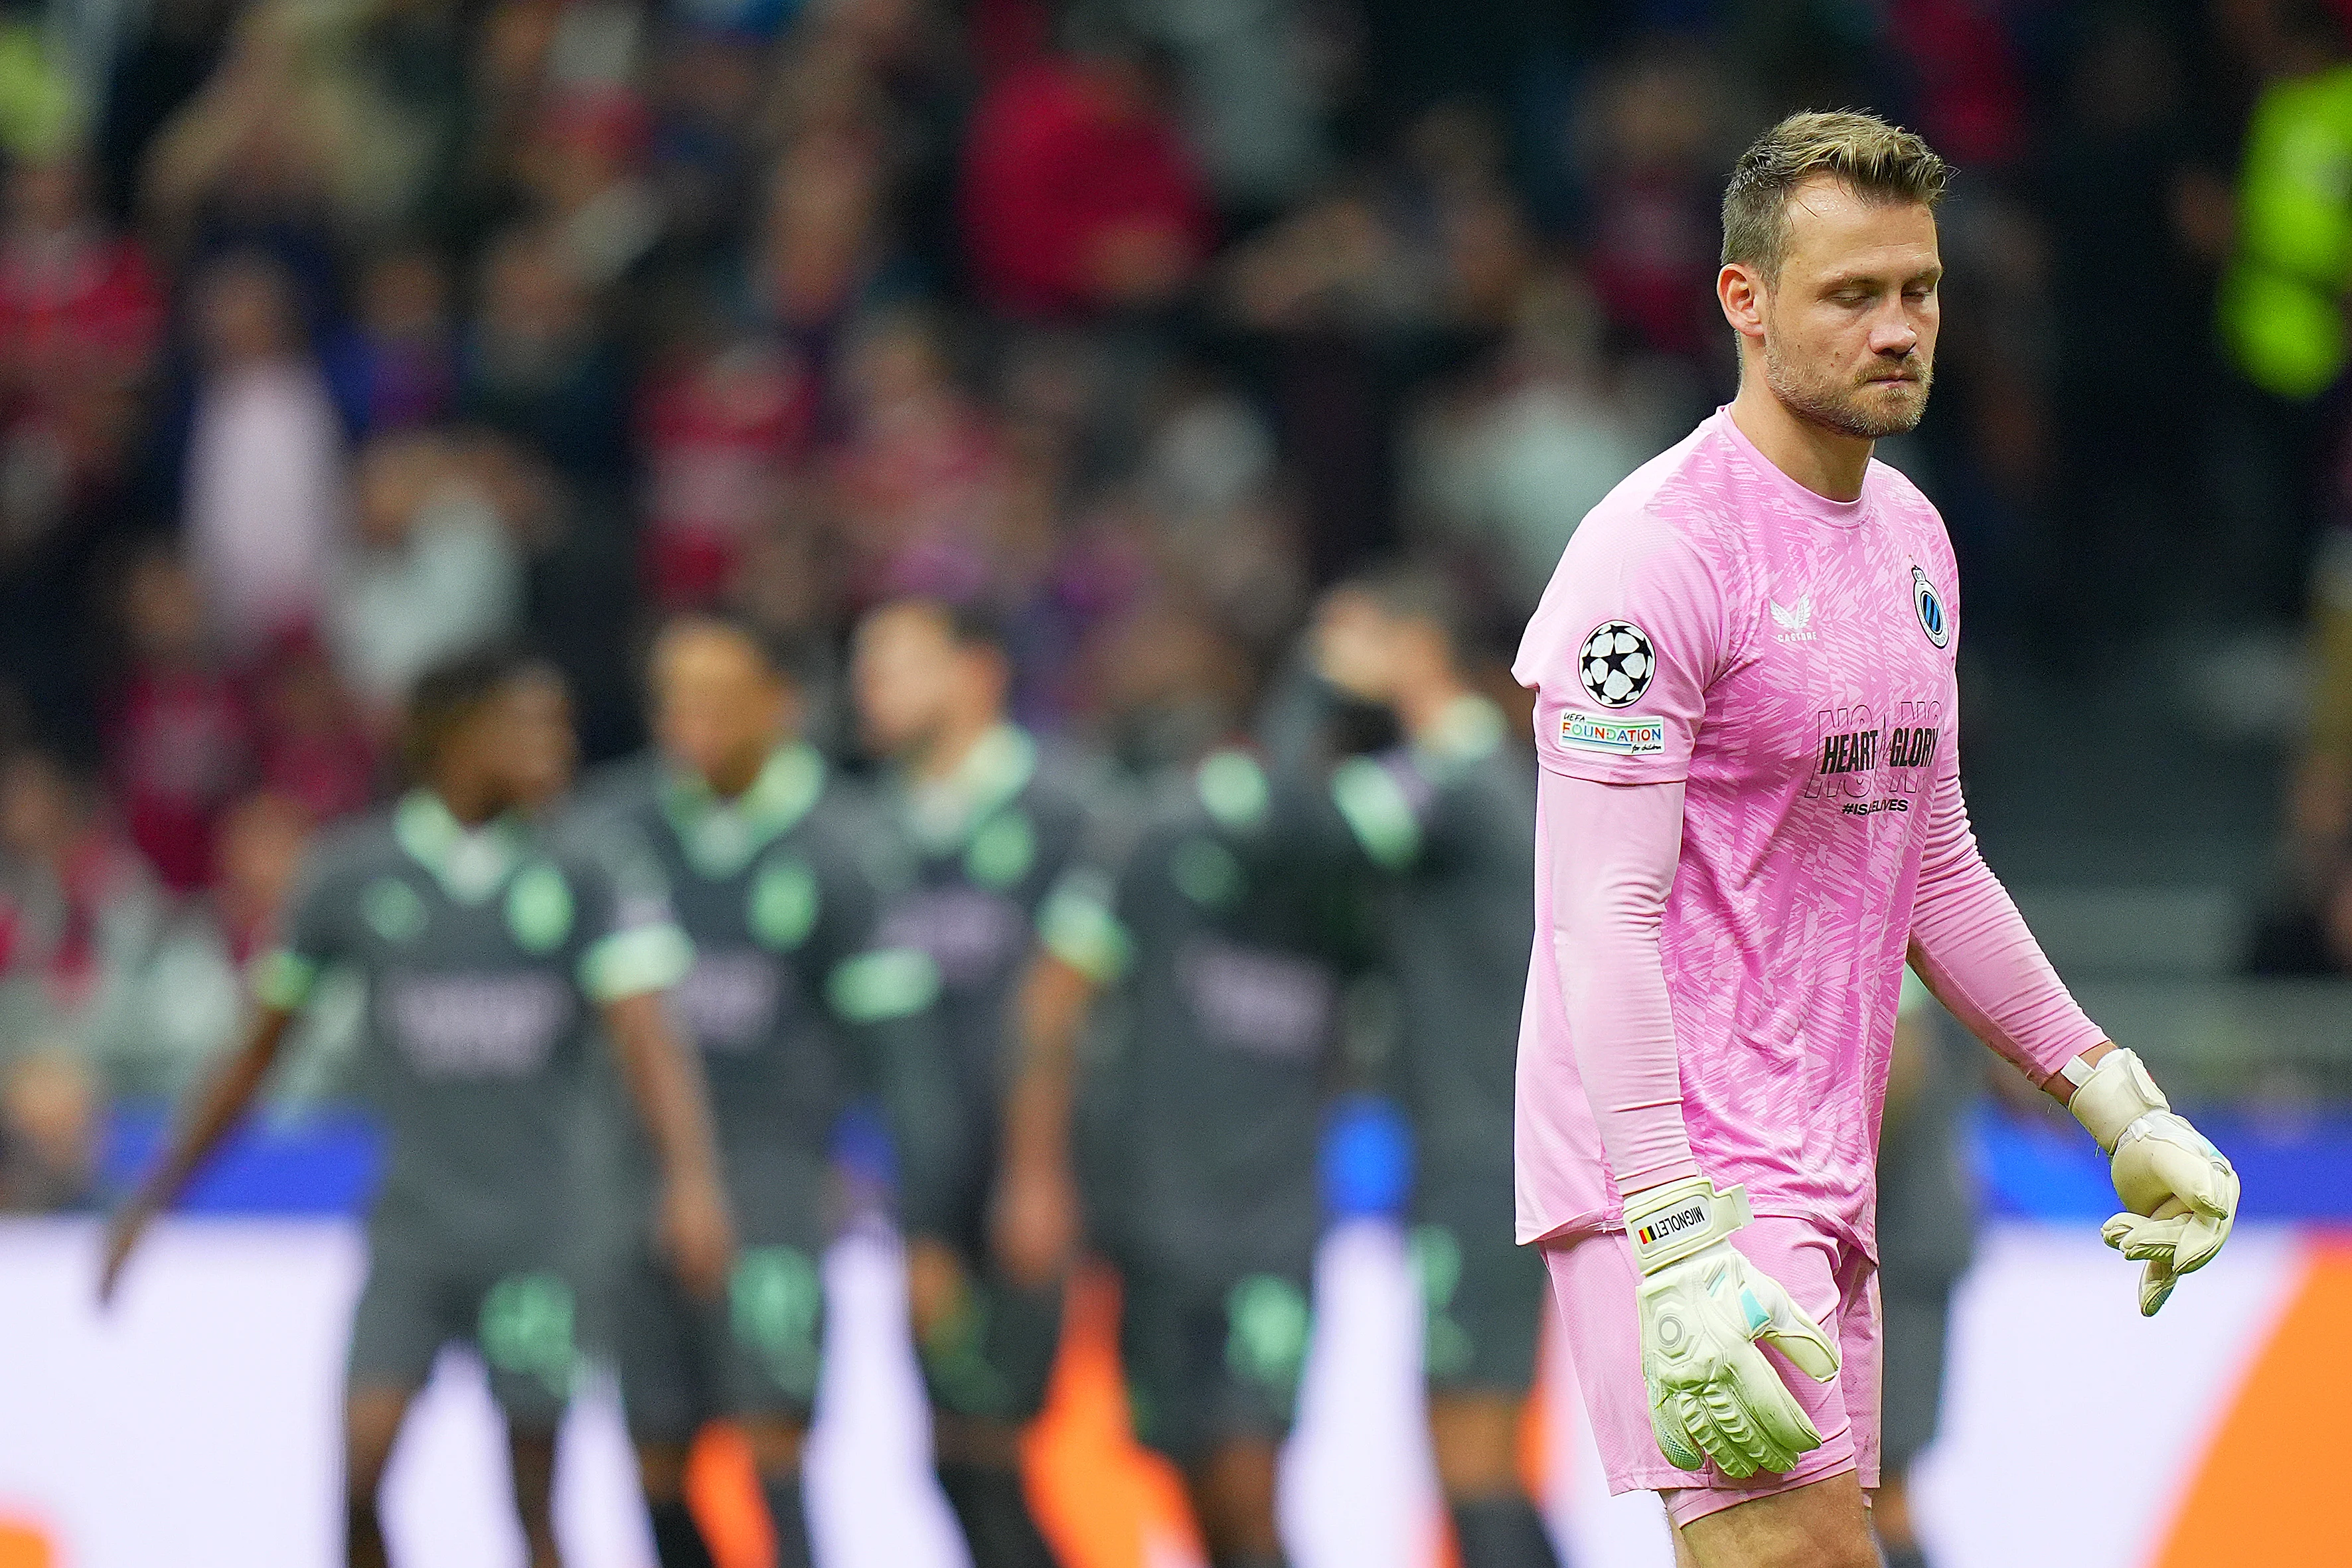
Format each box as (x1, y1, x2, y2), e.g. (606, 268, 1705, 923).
(1721, 112, 1950, 282)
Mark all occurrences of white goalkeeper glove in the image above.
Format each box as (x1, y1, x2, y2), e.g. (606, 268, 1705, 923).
(1624, 1176, 1840, 1479)
(2065, 1048, 2238, 1317)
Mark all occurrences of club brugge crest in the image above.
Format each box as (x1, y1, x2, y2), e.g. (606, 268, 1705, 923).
(1911, 567, 1949, 649)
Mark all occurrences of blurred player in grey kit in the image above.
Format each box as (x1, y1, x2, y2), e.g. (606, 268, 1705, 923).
(1309, 568, 1567, 1568)
(851, 597, 1103, 1568)
(581, 614, 966, 1568)
(101, 648, 734, 1568)
(1009, 607, 1369, 1568)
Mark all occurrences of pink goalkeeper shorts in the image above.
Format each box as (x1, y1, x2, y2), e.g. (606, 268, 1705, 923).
(1539, 1214, 1881, 1529)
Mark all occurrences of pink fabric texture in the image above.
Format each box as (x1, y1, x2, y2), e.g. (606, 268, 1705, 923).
(1541, 770, 1699, 1194)
(1513, 408, 2103, 1254)
(1906, 772, 2106, 1083)
(1539, 1215, 1881, 1510)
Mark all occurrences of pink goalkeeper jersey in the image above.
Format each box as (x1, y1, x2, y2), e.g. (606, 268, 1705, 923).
(1514, 408, 1968, 1252)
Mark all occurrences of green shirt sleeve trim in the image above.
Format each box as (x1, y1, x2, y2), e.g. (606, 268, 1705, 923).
(248, 949, 319, 1011)
(1038, 882, 1131, 985)
(580, 925, 694, 1003)
(1196, 749, 1271, 832)
(829, 947, 943, 1024)
(1331, 757, 1423, 871)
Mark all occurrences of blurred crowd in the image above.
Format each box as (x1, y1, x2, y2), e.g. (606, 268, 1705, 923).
(3, 0, 2352, 1205)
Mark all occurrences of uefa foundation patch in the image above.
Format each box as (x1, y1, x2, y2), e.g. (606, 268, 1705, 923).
(1557, 710, 1666, 756)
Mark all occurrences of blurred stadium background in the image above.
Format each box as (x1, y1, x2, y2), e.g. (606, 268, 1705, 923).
(0, 0, 2347, 1563)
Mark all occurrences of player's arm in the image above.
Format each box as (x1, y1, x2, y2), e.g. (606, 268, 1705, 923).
(993, 951, 1100, 1287)
(992, 870, 1127, 1287)
(580, 883, 734, 1301)
(98, 1000, 300, 1304)
(1529, 512, 1838, 1472)
(100, 849, 354, 1305)
(599, 989, 734, 1299)
(1544, 769, 1840, 1480)
(1906, 761, 2237, 1314)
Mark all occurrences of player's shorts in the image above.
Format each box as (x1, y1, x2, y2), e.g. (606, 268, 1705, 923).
(915, 1240, 1065, 1427)
(607, 1236, 830, 1443)
(1540, 1214, 1881, 1529)
(605, 1155, 833, 1445)
(1411, 1170, 1547, 1397)
(1117, 1260, 1315, 1464)
(348, 1236, 581, 1429)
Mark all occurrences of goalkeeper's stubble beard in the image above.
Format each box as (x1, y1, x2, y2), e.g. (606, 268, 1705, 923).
(1762, 325, 1934, 441)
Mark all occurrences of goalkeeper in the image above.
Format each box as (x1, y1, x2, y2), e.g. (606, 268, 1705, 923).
(1513, 111, 2237, 1568)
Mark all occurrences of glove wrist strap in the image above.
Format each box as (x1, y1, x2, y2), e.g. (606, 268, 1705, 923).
(2067, 1048, 2169, 1154)
(1624, 1176, 1751, 1274)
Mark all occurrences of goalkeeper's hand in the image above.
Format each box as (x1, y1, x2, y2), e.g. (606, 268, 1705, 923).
(2066, 1048, 2238, 1317)
(1624, 1176, 1840, 1479)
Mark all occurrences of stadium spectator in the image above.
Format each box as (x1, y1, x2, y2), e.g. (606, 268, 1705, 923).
(825, 305, 1004, 606)
(83, 789, 317, 1101)
(459, 220, 632, 488)
(2252, 521, 2352, 980)
(2037, 10, 2218, 646)
(0, 150, 166, 524)
(95, 0, 232, 223)
(137, 0, 347, 293)
(325, 244, 461, 437)
(1577, 45, 1735, 368)
(248, 631, 378, 824)
(0, 1050, 98, 1212)
(2216, 1, 2352, 620)
(178, 250, 349, 661)
(744, 95, 919, 341)
(0, 749, 165, 1062)
(958, 37, 1214, 319)
(1403, 266, 1651, 612)
(102, 541, 252, 894)
(635, 313, 818, 612)
(0, 149, 167, 750)
(0, 4, 81, 167)
(518, 86, 666, 292)
(327, 430, 526, 716)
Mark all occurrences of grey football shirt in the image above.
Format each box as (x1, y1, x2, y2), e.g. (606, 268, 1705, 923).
(254, 791, 691, 1260)
(869, 724, 1101, 1221)
(1324, 696, 1535, 1186)
(590, 744, 961, 1233)
(1042, 749, 1368, 1279)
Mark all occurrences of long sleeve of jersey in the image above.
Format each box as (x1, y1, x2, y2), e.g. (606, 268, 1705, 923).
(1540, 769, 1701, 1193)
(1906, 763, 2108, 1085)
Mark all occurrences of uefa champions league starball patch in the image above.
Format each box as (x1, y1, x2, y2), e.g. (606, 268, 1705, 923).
(1579, 620, 1656, 708)
(1911, 566, 1950, 649)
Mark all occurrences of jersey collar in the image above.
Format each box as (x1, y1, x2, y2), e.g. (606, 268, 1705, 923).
(662, 742, 825, 878)
(1714, 406, 1874, 529)
(902, 722, 1036, 854)
(394, 790, 528, 904)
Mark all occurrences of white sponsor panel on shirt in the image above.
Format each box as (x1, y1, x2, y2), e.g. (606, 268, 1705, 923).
(1558, 711, 1668, 757)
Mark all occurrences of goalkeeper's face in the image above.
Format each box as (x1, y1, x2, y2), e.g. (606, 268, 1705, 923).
(1745, 177, 1942, 441)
